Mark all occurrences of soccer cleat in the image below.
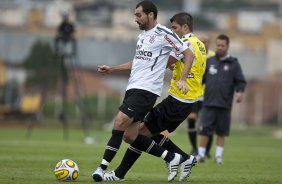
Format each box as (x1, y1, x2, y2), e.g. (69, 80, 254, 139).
(179, 155, 197, 181)
(215, 156, 223, 164)
(92, 167, 104, 182)
(196, 155, 205, 163)
(103, 170, 124, 181)
(167, 153, 182, 182)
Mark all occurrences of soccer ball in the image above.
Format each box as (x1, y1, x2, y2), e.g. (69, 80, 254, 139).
(54, 159, 79, 181)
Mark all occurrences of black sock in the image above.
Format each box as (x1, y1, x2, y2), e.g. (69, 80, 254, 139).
(151, 134, 189, 160)
(206, 135, 213, 155)
(131, 134, 174, 162)
(100, 129, 124, 170)
(115, 146, 142, 179)
(188, 118, 197, 151)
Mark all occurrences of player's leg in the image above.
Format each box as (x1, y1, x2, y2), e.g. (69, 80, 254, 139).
(104, 97, 182, 182)
(187, 112, 198, 155)
(144, 96, 196, 181)
(92, 111, 132, 182)
(214, 108, 231, 164)
(104, 122, 142, 181)
(198, 107, 216, 162)
(106, 131, 182, 181)
(92, 89, 157, 182)
(187, 101, 202, 155)
(104, 97, 194, 181)
(205, 134, 213, 158)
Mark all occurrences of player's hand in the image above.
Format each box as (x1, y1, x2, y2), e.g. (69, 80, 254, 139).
(97, 65, 111, 74)
(176, 80, 188, 94)
(235, 92, 243, 103)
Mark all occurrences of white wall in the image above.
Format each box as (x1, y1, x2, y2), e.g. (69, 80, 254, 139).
(267, 39, 282, 74)
(237, 11, 276, 33)
(0, 7, 25, 27)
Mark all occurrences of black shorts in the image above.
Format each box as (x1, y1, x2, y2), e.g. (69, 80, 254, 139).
(191, 101, 203, 113)
(119, 89, 158, 123)
(144, 95, 193, 134)
(198, 106, 231, 136)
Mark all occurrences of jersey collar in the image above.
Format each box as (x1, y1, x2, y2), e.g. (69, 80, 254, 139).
(182, 33, 194, 39)
(144, 23, 160, 34)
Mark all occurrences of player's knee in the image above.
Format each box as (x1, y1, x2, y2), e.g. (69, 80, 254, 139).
(188, 112, 197, 120)
(113, 113, 131, 130)
(138, 123, 152, 137)
(123, 132, 135, 144)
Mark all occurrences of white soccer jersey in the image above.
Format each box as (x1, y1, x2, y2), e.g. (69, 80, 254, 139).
(126, 24, 189, 96)
(170, 33, 195, 61)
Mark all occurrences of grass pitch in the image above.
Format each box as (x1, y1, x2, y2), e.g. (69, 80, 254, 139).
(0, 124, 281, 184)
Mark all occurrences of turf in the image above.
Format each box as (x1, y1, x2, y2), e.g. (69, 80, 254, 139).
(0, 125, 281, 184)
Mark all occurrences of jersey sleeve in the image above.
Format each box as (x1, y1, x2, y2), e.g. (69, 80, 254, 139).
(163, 33, 188, 55)
(169, 40, 194, 61)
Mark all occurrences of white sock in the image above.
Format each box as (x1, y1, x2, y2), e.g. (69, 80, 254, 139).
(215, 146, 224, 157)
(101, 159, 109, 167)
(198, 147, 206, 158)
(161, 150, 168, 159)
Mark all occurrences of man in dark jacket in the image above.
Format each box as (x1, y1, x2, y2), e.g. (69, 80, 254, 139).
(197, 34, 246, 164)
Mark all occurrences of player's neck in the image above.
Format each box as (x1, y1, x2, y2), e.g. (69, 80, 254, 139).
(145, 21, 157, 31)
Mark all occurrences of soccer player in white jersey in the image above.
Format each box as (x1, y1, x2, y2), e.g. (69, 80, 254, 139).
(92, 0, 194, 182)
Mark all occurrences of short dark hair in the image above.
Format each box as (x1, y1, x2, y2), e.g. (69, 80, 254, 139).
(217, 34, 230, 45)
(170, 12, 193, 32)
(136, 0, 158, 19)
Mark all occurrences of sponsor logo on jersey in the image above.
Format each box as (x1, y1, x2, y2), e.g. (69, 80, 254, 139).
(187, 73, 194, 78)
(135, 44, 153, 61)
(164, 35, 179, 51)
(136, 49, 152, 57)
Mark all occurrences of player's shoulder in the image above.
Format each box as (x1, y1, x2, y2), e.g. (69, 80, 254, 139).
(155, 24, 174, 35)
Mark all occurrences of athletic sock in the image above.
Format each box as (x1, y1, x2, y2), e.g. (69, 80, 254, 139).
(215, 146, 224, 158)
(151, 134, 189, 160)
(188, 118, 197, 151)
(130, 134, 174, 162)
(99, 129, 124, 170)
(115, 146, 142, 179)
(198, 146, 206, 158)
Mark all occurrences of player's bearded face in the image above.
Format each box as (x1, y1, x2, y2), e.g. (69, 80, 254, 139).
(135, 7, 149, 30)
(137, 16, 149, 30)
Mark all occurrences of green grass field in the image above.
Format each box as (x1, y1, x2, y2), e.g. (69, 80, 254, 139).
(0, 124, 282, 184)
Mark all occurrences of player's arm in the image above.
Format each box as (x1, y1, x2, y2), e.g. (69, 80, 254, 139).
(166, 56, 177, 70)
(177, 48, 194, 94)
(234, 59, 246, 103)
(97, 61, 133, 74)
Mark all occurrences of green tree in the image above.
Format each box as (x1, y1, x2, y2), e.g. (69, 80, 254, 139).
(23, 40, 60, 100)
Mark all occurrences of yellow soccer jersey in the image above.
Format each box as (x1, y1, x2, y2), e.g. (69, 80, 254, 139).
(168, 33, 207, 101)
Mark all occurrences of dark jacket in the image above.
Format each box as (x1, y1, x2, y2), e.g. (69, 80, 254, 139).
(203, 55, 247, 109)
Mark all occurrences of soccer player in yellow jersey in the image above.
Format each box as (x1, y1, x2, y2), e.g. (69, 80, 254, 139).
(102, 12, 206, 182)
(187, 34, 215, 157)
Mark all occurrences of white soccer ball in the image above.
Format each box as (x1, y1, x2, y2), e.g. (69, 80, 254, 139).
(54, 159, 79, 181)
